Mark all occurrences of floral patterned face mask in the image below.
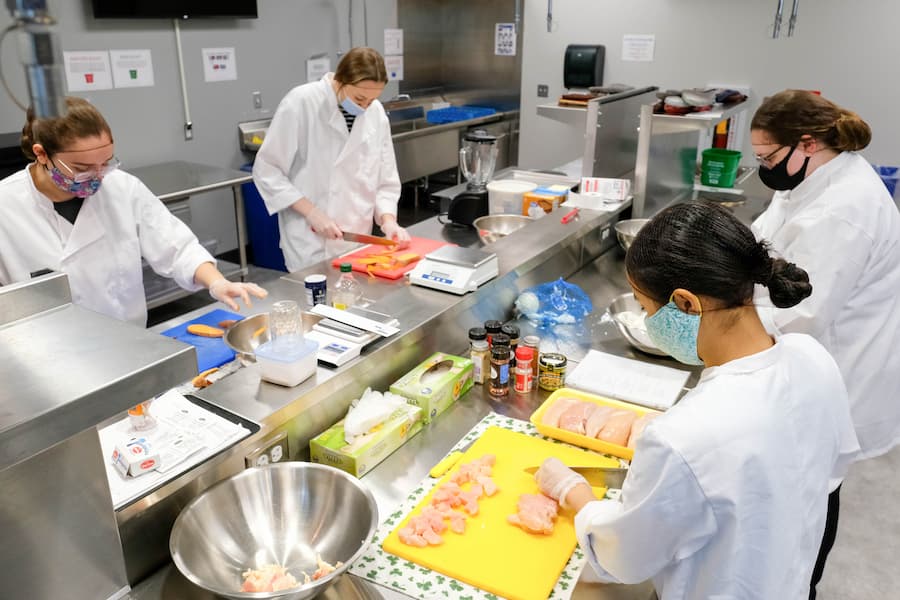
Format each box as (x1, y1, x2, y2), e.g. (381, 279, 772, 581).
(44, 156, 119, 198)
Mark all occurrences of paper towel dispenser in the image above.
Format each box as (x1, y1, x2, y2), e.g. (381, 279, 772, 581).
(564, 44, 605, 89)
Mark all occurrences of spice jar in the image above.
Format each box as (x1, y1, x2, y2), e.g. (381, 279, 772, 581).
(538, 352, 567, 391)
(522, 335, 541, 384)
(484, 320, 502, 347)
(490, 345, 511, 397)
(514, 346, 534, 393)
(491, 332, 510, 352)
(501, 324, 520, 368)
(469, 327, 490, 385)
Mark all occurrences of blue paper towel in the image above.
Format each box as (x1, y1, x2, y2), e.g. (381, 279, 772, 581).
(160, 309, 245, 373)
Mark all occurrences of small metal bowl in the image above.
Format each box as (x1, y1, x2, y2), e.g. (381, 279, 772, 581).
(169, 462, 379, 600)
(607, 292, 666, 356)
(224, 313, 322, 362)
(473, 214, 534, 244)
(614, 218, 650, 251)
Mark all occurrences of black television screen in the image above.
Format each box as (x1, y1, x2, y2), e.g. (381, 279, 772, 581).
(92, 0, 258, 19)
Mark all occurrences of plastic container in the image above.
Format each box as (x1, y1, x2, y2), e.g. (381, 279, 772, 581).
(487, 179, 538, 215)
(254, 337, 318, 387)
(333, 263, 362, 310)
(425, 105, 497, 124)
(700, 149, 742, 187)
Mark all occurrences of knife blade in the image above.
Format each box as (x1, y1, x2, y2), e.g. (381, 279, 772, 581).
(342, 231, 397, 246)
(523, 465, 628, 490)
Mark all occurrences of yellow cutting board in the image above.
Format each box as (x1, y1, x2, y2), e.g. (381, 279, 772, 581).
(382, 426, 620, 600)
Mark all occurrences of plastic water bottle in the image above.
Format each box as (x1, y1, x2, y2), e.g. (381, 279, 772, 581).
(332, 262, 362, 310)
(528, 201, 545, 219)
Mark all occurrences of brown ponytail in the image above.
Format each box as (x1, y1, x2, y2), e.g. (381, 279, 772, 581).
(333, 47, 388, 86)
(20, 96, 113, 160)
(751, 89, 871, 153)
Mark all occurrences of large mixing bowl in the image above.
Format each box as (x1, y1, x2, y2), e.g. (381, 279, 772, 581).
(614, 218, 650, 251)
(170, 462, 378, 600)
(225, 313, 322, 361)
(473, 214, 533, 244)
(607, 292, 666, 356)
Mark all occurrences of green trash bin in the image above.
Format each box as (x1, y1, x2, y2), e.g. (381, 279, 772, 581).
(700, 149, 742, 188)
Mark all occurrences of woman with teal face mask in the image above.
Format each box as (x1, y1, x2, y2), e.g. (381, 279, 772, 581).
(534, 203, 859, 600)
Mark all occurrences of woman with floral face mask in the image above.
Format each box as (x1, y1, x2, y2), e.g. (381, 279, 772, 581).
(534, 203, 858, 600)
(0, 97, 267, 326)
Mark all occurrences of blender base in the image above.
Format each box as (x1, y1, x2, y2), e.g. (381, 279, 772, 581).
(447, 190, 489, 225)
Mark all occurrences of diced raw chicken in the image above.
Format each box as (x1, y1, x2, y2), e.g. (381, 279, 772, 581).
(558, 401, 598, 436)
(627, 413, 658, 448)
(597, 410, 638, 446)
(447, 512, 466, 533)
(541, 397, 579, 428)
(241, 564, 299, 592)
(450, 455, 495, 485)
(311, 554, 343, 580)
(398, 526, 428, 547)
(476, 475, 499, 496)
(458, 490, 481, 516)
(507, 493, 559, 535)
(585, 405, 616, 438)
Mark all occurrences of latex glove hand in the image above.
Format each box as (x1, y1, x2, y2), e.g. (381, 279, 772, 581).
(535, 457, 589, 509)
(381, 219, 411, 245)
(306, 206, 342, 240)
(209, 279, 268, 311)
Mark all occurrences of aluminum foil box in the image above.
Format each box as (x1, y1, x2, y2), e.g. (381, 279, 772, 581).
(389, 352, 474, 423)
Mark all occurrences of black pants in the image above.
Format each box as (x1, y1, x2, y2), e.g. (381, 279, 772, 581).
(809, 484, 841, 600)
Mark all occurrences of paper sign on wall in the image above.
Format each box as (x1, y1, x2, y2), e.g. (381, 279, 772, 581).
(306, 55, 331, 83)
(385, 55, 403, 81)
(384, 28, 403, 55)
(110, 49, 154, 88)
(622, 34, 655, 62)
(202, 47, 237, 82)
(63, 50, 113, 92)
(495, 23, 516, 56)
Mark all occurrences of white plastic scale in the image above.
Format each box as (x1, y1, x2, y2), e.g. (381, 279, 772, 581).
(408, 245, 499, 294)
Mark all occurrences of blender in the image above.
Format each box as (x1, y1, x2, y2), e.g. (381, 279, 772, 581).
(448, 130, 498, 225)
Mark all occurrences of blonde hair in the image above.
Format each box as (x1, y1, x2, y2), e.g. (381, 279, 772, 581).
(334, 47, 388, 86)
(20, 96, 113, 160)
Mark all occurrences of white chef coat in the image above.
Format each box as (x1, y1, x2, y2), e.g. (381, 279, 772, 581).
(575, 333, 859, 600)
(252, 73, 401, 272)
(0, 166, 214, 326)
(752, 151, 900, 460)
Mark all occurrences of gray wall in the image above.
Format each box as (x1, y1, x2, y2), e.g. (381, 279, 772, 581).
(519, 0, 897, 170)
(0, 0, 398, 253)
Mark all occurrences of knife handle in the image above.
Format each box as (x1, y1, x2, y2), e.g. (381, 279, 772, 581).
(429, 451, 463, 478)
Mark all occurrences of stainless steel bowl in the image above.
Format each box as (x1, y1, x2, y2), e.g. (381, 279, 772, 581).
(224, 313, 322, 361)
(473, 214, 533, 244)
(607, 292, 667, 356)
(170, 462, 379, 600)
(614, 218, 650, 251)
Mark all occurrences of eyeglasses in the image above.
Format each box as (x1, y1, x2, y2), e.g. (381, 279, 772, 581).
(53, 156, 121, 182)
(753, 146, 787, 168)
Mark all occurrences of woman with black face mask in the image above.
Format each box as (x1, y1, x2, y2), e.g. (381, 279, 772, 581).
(750, 89, 900, 599)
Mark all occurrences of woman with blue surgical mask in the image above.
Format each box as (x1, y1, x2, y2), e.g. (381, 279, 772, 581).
(253, 47, 410, 271)
(0, 97, 267, 326)
(535, 203, 858, 600)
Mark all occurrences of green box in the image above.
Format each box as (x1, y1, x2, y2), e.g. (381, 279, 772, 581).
(389, 352, 474, 423)
(310, 403, 423, 477)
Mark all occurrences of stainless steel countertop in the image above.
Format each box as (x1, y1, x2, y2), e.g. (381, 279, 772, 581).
(128, 160, 251, 203)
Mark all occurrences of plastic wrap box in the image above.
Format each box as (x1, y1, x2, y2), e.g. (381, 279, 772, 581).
(389, 352, 474, 423)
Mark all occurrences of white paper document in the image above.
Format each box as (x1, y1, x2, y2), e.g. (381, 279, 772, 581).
(202, 47, 237, 82)
(63, 50, 113, 91)
(110, 49, 154, 88)
(306, 55, 331, 83)
(383, 28, 403, 55)
(385, 55, 404, 81)
(566, 350, 691, 411)
(622, 34, 655, 62)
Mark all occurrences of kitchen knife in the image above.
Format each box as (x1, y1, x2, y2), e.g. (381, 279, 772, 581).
(342, 231, 397, 246)
(523, 465, 628, 489)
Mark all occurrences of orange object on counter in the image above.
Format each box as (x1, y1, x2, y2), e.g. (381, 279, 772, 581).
(332, 236, 452, 279)
(521, 186, 569, 215)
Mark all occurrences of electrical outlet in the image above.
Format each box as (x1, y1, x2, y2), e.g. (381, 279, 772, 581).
(244, 431, 289, 468)
(537, 84, 549, 98)
(252, 91, 262, 109)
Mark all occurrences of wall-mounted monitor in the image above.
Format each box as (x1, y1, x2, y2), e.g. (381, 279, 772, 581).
(91, 1, 258, 19)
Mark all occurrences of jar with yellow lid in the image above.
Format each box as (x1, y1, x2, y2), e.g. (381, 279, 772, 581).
(538, 353, 567, 391)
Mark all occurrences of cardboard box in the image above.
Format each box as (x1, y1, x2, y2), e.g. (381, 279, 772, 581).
(111, 436, 159, 477)
(389, 352, 474, 423)
(579, 177, 631, 200)
(522, 185, 570, 215)
(310, 404, 423, 477)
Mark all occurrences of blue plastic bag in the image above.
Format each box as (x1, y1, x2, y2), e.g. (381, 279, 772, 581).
(514, 278, 593, 325)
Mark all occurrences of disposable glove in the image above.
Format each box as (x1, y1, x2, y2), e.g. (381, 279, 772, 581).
(535, 457, 589, 509)
(381, 219, 411, 244)
(209, 279, 268, 311)
(306, 206, 342, 240)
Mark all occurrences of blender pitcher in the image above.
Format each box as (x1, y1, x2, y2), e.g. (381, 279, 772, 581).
(459, 130, 499, 191)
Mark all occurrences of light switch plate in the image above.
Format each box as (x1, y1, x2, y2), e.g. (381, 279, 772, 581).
(537, 84, 549, 98)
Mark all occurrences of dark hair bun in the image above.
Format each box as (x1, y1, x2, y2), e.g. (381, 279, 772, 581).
(767, 258, 812, 308)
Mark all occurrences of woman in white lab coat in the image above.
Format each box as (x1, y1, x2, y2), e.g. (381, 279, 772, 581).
(252, 47, 410, 272)
(0, 97, 267, 327)
(536, 203, 859, 600)
(750, 90, 900, 596)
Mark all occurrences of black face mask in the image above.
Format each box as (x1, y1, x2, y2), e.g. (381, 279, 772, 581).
(758, 146, 810, 191)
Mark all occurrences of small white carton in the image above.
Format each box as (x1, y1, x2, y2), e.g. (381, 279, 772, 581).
(111, 436, 160, 477)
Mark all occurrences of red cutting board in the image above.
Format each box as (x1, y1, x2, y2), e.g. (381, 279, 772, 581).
(331, 236, 453, 279)
(382, 426, 620, 600)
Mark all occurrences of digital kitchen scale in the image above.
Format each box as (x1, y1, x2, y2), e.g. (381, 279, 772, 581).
(408, 245, 499, 294)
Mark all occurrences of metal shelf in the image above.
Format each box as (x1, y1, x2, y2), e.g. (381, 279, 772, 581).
(648, 100, 750, 135)
(536, 103, 591, 127)
(145, 259, 245, 309)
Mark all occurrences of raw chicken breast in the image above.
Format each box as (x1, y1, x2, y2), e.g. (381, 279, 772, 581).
(241, 564, 299, 592)
(627, 413, 658, 449)
(507, 493, 560, 535)
(558, 401, 598, 436)
(585, 405, 616, 438)
(597, 410, 638, 446)
(541, 397, 579, 428)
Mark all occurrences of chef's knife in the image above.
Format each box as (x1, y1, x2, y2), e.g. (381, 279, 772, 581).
(342, 231, 397, 246)
(523, 465, 628, 490)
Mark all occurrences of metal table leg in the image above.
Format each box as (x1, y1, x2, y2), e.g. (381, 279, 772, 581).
(231, 184, 249, 281)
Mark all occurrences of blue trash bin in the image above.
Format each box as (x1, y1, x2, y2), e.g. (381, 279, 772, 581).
(241, 163, 287, 272)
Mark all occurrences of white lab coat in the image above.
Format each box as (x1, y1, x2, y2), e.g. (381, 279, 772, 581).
(0, 166, 214, 326)
(575, 334, 859, 600)
(252, 73, 401, 272)
(752, 151, 900, 460)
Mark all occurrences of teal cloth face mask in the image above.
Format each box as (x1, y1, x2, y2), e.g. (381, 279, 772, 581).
(645, 296, 704, 366)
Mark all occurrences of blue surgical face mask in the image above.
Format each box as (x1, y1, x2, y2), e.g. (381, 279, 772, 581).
(340, 96, 366, 117)
(645, 295, 705, 366)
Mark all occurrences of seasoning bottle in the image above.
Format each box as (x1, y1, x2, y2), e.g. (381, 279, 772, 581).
(522, 334, 541, 383)
(490, 345, 511, 397)
(484, 320, 502, 347)
(491, 332, 510, 355)
(538, 352, 568, 391)
(333, 262, 362, 310)
(514, 346, 534, 393)
(468, 327, 490, 385)
(501, 324, 520, 368)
